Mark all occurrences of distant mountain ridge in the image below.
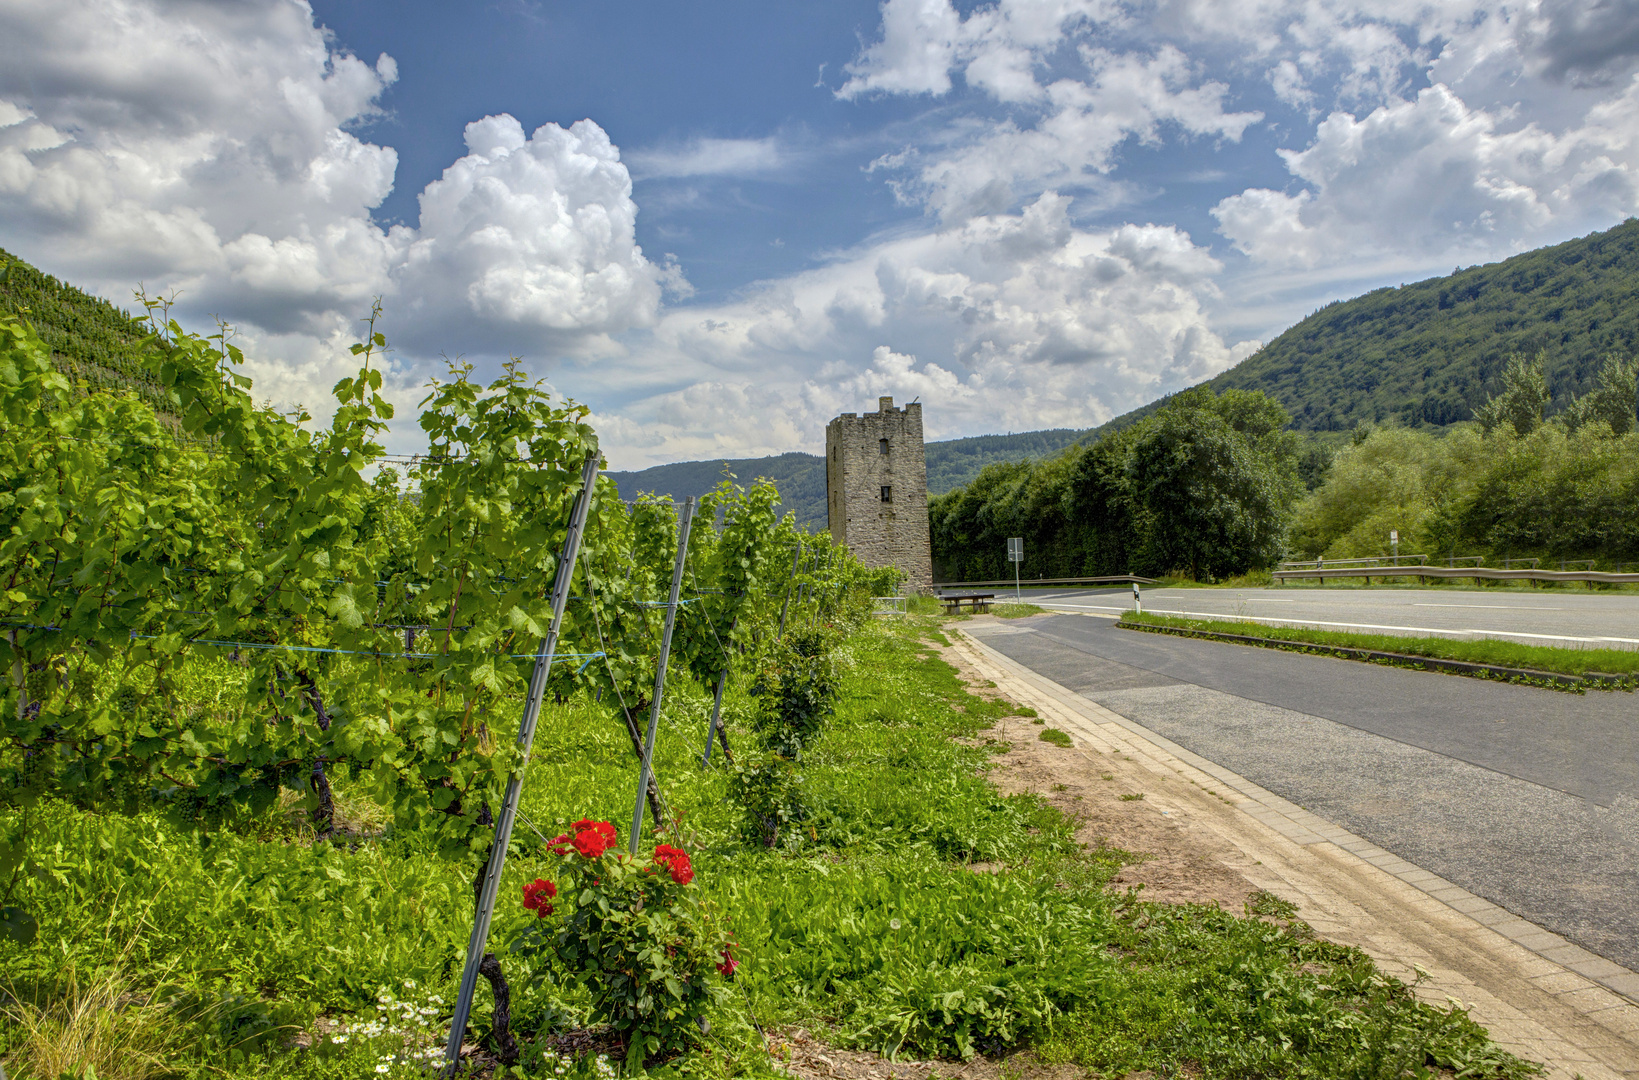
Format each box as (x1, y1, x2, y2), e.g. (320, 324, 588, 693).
(606, 428, 1088, 529)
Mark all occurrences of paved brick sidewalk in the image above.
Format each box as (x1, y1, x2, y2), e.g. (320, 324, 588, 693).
(953, 626, 1639, 1080)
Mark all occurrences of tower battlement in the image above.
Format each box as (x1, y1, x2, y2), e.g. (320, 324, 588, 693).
(825, 396, 932, 589)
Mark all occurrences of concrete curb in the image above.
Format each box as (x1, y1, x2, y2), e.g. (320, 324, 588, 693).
(952, 626, 1639, 1078)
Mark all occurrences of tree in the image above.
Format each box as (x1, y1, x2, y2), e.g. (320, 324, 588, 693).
(1124, 389, 1301, 580)
(1473, 351, 1549, 435)
(1561, 353, 1638, 436)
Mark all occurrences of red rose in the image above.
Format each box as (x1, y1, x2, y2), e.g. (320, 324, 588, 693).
(548, 833, 572, 856)
(715, 947, 739, 977)
(653, 844, 693, 885)
(571, 820, 618, 858)
(522, 878, 557, 918)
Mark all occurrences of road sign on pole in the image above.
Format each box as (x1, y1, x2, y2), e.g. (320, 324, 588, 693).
(1006, 537, 1023, 600)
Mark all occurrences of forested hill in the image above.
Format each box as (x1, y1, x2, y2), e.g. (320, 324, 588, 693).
(606, 452, 827, 529)
(0, 248, 169, 415)
(1100, 218, 1639, 437)
(606, 427, 1088, 529)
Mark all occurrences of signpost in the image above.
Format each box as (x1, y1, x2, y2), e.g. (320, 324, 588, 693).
(1390, 529, 1399, 561)
(1006, 537, 1023, 601)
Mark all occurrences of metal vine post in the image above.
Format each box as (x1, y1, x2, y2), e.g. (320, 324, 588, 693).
(630, 495, 695, 853)
(701, 615, 737, 766)
(442, 451, 600, 1075)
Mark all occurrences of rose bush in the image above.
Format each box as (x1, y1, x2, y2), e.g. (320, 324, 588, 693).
(511, 819, 732, 1068)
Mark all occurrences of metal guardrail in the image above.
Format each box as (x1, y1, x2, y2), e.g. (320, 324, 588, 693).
(1274, 564, 1639, 586)
(1279, 555, 1428, 569)
(932, 574, 1158, 591)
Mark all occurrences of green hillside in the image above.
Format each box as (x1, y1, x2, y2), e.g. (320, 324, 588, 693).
(0, 248, 168, 414)
(924, 428, 1085, 492)
(1102, 218, 1639, 437)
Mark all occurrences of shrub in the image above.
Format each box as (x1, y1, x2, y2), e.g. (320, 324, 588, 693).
(510, 820, 733, 1069)
(726, 752, 807, 849)
(750, 627, 840, 760)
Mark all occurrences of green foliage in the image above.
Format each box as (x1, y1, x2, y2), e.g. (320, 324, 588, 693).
(726, 752, 806, 849)
(1037, 728, 1072, 748)
(749, 627, 840, 760)
(931, 387, 1302, 581)
(1038, 904, 1540, 1079)
(0, 248, 170, 417)
(1473, 351, 1549, 435)
(1291, 423, 1639, 563)
(511, 826, 732, 1069)
(1126, 389, 1301, 579)
(1563, 354, 1639, 435)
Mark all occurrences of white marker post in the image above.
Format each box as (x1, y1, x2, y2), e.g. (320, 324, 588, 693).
(1007, 537, 1024, 601)
(1132, 580, 1141, 614)
(1391, 529, 1399, 563)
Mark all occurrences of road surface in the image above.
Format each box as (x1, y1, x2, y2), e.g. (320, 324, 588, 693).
(1002, 585, 1639, 649)
(965, 611, 1639, 972)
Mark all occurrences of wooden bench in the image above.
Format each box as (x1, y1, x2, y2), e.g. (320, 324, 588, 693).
(941, 592, 995, 614)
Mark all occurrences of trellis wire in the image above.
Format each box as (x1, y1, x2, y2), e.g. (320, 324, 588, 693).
(630, 495, 695, 854)
(443, 450, 600, 1076)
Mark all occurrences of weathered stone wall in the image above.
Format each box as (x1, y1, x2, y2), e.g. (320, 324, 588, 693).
(825, 396, 932, 589)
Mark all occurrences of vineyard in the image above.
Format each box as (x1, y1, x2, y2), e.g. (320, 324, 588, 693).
(0, 305, 1538, 1079)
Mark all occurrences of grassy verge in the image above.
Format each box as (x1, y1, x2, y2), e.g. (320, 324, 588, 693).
(0, 616, 1540, 1078)
(1123, 610, 1639, 680)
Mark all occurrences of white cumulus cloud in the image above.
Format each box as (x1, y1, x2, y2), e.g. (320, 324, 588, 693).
(587, 193, 1253, 467)
(1213, 80, 1639, 268)
(0, 0, 671, 437)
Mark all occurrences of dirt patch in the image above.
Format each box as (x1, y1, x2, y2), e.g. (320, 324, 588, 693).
(931, 618, 1263, 913)
(771, 1027, 1086, 1080)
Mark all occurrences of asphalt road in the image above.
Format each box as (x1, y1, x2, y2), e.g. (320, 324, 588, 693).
(966, 612, 1639, 972)
(1001, 585, 1639, 648)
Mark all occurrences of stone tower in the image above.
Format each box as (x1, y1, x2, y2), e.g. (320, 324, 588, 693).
(825, 396, 932, 589)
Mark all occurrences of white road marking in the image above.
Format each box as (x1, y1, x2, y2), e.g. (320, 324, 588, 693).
(1415, 604, 1564, 610)
(1462, 629, 1639, 645)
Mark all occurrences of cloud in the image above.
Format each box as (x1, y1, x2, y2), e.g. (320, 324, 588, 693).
(391, 114, 667, 356)
(837, 0, 1126, 103)
(870, 46, 1262, 222)
(1522, 0, 1639, 85)
(589, 193, 1251, 467)
(626, 136, 785, 179)
(838, 3, 1261, 221)
(0, 0, 671, 425)
(1213, 80, 1639, 268)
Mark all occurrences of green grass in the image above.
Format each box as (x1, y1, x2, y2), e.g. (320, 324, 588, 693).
(0, 618, 1541, 1079)
(991, 602, 1046, 618)
(1124, 610, 1639, 678)
(1037, 728, 1073, 748)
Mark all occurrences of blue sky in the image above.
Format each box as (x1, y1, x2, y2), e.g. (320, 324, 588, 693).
(3, 0, 1638, 466)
